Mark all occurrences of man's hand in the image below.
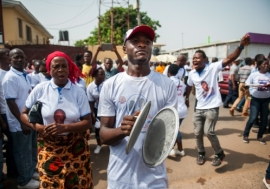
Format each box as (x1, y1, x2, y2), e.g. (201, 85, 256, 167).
(185, 99, 189, 108)
(21, 124, 31, 135)
(120, 115, 136, 136)
(233, 85, 237, 90)
(240, 34, 250, 47)
(97, 45, 102, 52)
(1, 122, 7, 131)
(112, 44, 117, 52)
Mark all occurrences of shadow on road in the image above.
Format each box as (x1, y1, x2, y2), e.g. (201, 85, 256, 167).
(218, 116, 246, 121)
(214, 148, 269, 173)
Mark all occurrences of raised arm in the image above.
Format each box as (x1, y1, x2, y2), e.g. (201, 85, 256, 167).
(88, 45, 101, 76)
(112, 45, 124, 72)
(222, 34, 250, 67)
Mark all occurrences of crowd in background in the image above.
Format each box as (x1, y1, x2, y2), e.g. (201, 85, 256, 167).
(0, 30, 269, 189)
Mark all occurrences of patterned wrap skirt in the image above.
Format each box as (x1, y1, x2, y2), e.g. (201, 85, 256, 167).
(37, 131, 93, 189)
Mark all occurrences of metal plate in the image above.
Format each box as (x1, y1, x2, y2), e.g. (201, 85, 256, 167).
(142, 106, 179, 168)
(126, 101, 151, 154)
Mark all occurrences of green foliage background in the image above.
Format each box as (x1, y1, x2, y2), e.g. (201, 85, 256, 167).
(75, 6, 161, 46)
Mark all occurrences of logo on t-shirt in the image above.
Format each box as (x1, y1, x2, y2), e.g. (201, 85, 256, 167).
(126, 94, 146, 115)
(119, 96, 126, 104)
(257, 79, 269, 91)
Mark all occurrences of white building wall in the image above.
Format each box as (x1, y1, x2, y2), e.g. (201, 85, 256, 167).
(171, 43, 270, 63)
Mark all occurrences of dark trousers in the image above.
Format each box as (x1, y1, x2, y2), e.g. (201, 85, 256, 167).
(243, 96, 270, 139)
(224, 80, 238, 106)
(266, 160, 270, 180)
(1, 114, 18, 178)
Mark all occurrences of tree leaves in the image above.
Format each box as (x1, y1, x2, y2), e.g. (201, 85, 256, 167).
(74, 6, 161, 46)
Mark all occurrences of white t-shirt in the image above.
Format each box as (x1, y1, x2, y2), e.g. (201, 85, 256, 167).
(2, 67, 32, 132)
(184, 65, 191, 77)
(163, 65, 185, 79)
(75, 77, 86, 93)
(86, 81, 104, 108)
(31, 73, 51, 87)
(170, 76, 187, 119)
(25, 79, 90, 133)
(0, 69, 8, 114)
(98, 71, 177, 189)
(245, 71, 270, 98)
(187, 61, 223, 109)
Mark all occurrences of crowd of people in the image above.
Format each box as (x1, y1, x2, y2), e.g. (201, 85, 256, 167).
(0, 25, 268, 189)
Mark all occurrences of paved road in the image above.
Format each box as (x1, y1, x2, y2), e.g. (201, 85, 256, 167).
(3, 95, 270, 188)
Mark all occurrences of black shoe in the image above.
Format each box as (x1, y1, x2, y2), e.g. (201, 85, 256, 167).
(258, 138, 266, 145)
(196, 152, 205, 165)
(236, 107, 242, 112)
(212, 151, 226, 166)
(243, 136, 249, 143)
(223, 105, 230, 108)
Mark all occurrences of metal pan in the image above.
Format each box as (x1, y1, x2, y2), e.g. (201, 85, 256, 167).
(126, 101, 151, 154)
(142, 106, 179, 168)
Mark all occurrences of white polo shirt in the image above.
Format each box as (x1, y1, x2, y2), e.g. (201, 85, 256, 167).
(31, 73, 52, 87)
(25, 79, 90, 130)
(86, 81, 104, 108)
(75, 77, 86, 93)
(163, 65, 185, 79)
(2, 67, 32, 132)
(0, 69, 8, 114)
(187, 61, 223, 109)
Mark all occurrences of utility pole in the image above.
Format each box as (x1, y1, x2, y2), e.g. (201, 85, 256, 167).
(98, 0, 101, 45)
(136, 0, 140, 25)
(127, 0, 130, 29)
(110, 0, 114, 44)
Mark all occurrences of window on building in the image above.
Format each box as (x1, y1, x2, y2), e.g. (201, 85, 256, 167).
(26, 25, 32, 42)
(36, 35, 39, 44)
(18, 19, 23, 38)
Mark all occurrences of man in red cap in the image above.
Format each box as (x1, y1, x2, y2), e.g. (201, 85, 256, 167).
(98, 25, 177, 188)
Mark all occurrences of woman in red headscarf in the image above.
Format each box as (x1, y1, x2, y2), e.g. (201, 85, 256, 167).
(20, 51, 93, 189)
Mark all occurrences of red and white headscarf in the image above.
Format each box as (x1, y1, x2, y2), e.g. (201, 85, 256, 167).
(46, 51, 84, 84)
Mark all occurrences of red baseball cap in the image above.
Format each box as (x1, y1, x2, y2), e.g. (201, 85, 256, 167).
(124, 25, 155, 44)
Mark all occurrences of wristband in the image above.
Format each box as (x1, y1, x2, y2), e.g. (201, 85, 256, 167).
(238, 46, 244, 50)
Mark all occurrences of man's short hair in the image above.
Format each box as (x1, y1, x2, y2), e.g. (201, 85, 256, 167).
(195, 50, 207, 59)
(212, 57, 218, 62)
(168, 64, 179, 76)
(245, 57, 252, 65)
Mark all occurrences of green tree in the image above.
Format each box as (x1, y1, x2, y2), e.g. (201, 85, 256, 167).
(75, 6, 161, 46)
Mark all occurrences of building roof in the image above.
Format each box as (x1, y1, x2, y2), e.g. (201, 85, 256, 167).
(2, 0, 53, 38)
(170, 32, 270, 53)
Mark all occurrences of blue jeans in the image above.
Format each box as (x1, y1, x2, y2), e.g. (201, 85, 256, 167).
(176, 119, 184, 142)
(237, 98, 245, 109)
(1, 114, 18, 178)
(243, 96, 270, 139)
(11, 130, 37, 186)
(224, 80, 238, 106)
(266, 160, 270, 180)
